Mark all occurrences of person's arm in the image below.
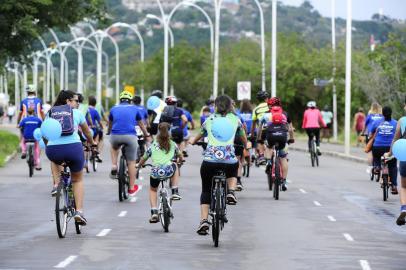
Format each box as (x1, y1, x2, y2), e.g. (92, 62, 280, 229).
(302, 111, 307, 129)
(181, 115, 188, 129)
(80, 122, 96, 145)
(318, 111, 326, 128)
(353, 113, 357, 131)
(190, 119, 196, 130)
(388, 121, 402, 156)
(107, 113, 113, 134)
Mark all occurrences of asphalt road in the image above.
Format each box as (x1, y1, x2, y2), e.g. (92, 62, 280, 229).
(0, 136, 405, 270)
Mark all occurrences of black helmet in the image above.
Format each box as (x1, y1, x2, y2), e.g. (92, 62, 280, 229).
(132, 95, 141, 105)
(151, 90, 163, 99)
(256, 91, 269, 100)
(177, 98, 183, 107)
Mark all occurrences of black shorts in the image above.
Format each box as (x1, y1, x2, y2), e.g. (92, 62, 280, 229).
(257, 130, 266, 144)
(234, 137, 244, 157)
(266, 132, 288, 150)
(171, 128, 184, 144)
(149, 123, 158, 135)
(98, 129, 103, 140)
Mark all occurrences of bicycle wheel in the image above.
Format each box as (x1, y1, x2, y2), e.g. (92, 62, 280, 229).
(242, 164, 246, 177)
(212, 185, 221, 247)
(92, 154, 97, 172)
(55, 182, 68, 238)
(28, 146, 34, 177)
(71, 199, 81, 234)
(246, 164, 250, 178)
(160, 195, 171, 233)
(118, 156, 126, 202)
(382, 175, 388, 201)
(273, 158, 280, 200)
(267, 171, 273, 191)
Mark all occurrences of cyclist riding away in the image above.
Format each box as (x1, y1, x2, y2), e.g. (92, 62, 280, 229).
(19, 107, 42, 170)
(251, 91, 270, 164)
(302, 101, 326, 155)
(259, 97, 294, 191)
(133, 95, 149, 160)
(87, 96, 104, 162)
(190, 95, 247, 235)
(147, 90, 166, 136)
(176, 98, 195, 157)
(45, 90, 96, 225)
(136, 122, 183, 223)
(108, 91, 150, 196)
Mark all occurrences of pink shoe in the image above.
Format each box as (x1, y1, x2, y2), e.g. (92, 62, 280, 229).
(128, 184, 139, 196)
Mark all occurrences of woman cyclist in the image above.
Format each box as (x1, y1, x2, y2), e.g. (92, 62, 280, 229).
(302, 101, 326, 155)
(136, 122, 182, 223)
(363, 102, 383, 172)
(190, 95, 247, 235)
(45, 90, 96, 225)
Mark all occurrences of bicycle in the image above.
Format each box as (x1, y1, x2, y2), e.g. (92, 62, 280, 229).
(242, 143, 253, 178)
(380, 156, 394, 201)
(210, 169, 228, 247)
(83, 143, 98, 173)
(308, 132, 319, 167)
(141, 164, 174, 232)
(26, 140, 36, 177)
(55, 164, 82, 238)
(117, 145, 130, 202)
(265, 142, 283, 200)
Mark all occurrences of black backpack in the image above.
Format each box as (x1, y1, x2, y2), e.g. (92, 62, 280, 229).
(49, 104, 74, 136)
(160, 105, 175, 124)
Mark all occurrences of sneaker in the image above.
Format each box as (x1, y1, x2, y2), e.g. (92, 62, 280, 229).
(258, 156, 267, 165)
(149, 209, 159, 223)
(265, 160, 273, 174)
(96, 155, 103, 163)
(109, 169, 118, 179)
(51, 186, 58, 197)
(226, 191, 237, 205)
(21, 153, 27, 159)
(129, 184, 140, 196)
(171, 189, 182, 200)
(391, 186, 398, 195)
(236, 181, 243, 192)
(182, 150, 189, 157)
(281, 180, 288, 191)
(74, 211, 87, 226)
(316, 147, 322, 156)
(35, 166, 42, 171)
(396, 211, 406, 226)
(196, 219, 210, 235)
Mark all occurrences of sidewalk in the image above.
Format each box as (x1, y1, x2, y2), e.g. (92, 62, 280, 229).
(290, 139, 367, 164)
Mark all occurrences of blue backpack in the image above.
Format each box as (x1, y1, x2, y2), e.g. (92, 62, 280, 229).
(49, 105, 74, 136)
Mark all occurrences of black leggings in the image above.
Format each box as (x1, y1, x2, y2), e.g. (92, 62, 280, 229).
(372, 146, 398, 186)
(200, 161, 238, 205)
(306, 128, 321, 149)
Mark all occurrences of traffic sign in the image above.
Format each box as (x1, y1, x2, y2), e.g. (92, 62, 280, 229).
(237, 81, 251, 100)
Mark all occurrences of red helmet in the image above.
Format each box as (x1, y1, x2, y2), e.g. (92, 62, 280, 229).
(267, 97, 281, 107)
(165, 96, 177, 105)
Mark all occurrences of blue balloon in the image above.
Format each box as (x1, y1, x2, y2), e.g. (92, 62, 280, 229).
(147, 96, 160, 110)
(39, 139, 46, 149)
(393, 139, 406, 161)
(211, 117, 234, 142)
(33, 128, 42, 141)
(40, 118, 62, 141)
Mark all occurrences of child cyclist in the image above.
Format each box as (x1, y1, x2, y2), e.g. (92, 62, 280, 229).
(136, 122, 183, 223)
(19, 107, 42, 170)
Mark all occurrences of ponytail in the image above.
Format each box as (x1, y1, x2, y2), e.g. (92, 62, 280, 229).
(157, 122, 171, 153)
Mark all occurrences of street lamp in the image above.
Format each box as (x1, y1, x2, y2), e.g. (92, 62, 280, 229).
(271, 0, 277, 97)
(344, 0, 352, 155)
(331, 0, 338, 142)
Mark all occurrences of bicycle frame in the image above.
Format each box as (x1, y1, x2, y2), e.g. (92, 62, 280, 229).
(210, 171, 227, 247)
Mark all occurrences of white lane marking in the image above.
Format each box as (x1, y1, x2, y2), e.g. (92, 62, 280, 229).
(97, 229, 111, 237)
(313, 201, 322, 206)
(343, 233, 354, 242)
(327, 215, 336, 222)
(299, 188, 307, 194)
(118, 211, 127, 217)
(130, 197, 138, 203)
(359, 260, 371, 270)
(54, 255, 78, 268)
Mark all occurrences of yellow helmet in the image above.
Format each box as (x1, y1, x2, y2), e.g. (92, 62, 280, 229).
(119, 91, 133, 100)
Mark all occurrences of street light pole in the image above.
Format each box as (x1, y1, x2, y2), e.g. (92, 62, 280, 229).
(331, 0, 338, 142)
(344, 0, 352, 155)
(213, 0, 223, 98)
(271, 0, 277, 97)
(253, 0, 266, 92)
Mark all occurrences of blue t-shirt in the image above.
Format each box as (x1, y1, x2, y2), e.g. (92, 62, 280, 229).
(239, 112, 253, 134)
(365, 113, 384, 134)
(399, 116, 406, 137)
(372, 119, 397, 147)
(19, 116, 42, 140)
(47, 109, 86, 146)
(20, 97, 43, 118)
(109, 102, 142, 135)
(171, 107, 184, 129)
(134, 105, 148, 125)
(181, 108, 193, 137)
(87, 107, 101, 128)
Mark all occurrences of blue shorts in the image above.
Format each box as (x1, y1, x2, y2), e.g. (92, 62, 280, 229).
(400, 161, 406, 177)
(46, 142, 85, 173)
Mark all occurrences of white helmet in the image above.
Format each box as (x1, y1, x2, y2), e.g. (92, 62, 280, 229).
(307, 101, 316, 108)
(25, 84, 35, 93)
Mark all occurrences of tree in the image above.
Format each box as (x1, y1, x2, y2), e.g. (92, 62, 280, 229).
(0, 0, 105, 65)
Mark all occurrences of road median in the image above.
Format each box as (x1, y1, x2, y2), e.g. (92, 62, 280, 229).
(0, 130, 19, 167)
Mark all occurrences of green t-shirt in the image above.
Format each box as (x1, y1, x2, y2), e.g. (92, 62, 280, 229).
(143, 140, 178, 166)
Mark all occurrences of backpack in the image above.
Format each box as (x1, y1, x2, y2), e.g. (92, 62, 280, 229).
(49, 104, 74, 136)
(160, 105, 175, 124)
(267, 106, 288, 134)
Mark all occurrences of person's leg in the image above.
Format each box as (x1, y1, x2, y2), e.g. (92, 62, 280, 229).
(306, 129, 312, 151)
(388, 158, 398, 193)
(34, 141, 41, 168)
(197, 161, 212, 234)
(127, 160, 136, 190)
(109, 136, 119, 177)
(281, 157, 288, 180)
(20, 137, 27, 158)
(396, 161, 406, 225)
(149, 186, 158, 209)
(315, 128, 321, 147)
(170, 164, 181, 199)
(71, 171, 84, 211)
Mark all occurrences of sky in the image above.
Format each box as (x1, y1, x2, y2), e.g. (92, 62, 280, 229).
(280, 0, 406, 20)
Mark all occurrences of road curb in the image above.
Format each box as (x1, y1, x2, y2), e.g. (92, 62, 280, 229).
(3, 150, 17, 165)
(289, 146, 367, 164)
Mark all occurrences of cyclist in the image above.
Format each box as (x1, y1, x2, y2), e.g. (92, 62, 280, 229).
(108, 91, 150, 196)
(18, 107, 42, 170)
(371, 106, 398, 194)
(189, 95, 247, 235)
(363, 102, 383, 173)
(259, 97, 294, 191)
(148, 90, 166, 136)
(133, 95, 149, 160)
(136, 122, 183, 223)
(87, 96, 104, 162)
(232, 101, 246, 191)
(251, 91, 270, 164)
(45, 90, 96, 225)
(302, 101, 326, 155)
(176, 98, 195, 157)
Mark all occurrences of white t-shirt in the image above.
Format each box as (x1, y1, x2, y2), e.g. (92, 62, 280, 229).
(42, 103, 51, 114)
(7, 106, 16, 116)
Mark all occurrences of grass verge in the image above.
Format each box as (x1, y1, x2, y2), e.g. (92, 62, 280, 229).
(0, 130, 19, 167)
